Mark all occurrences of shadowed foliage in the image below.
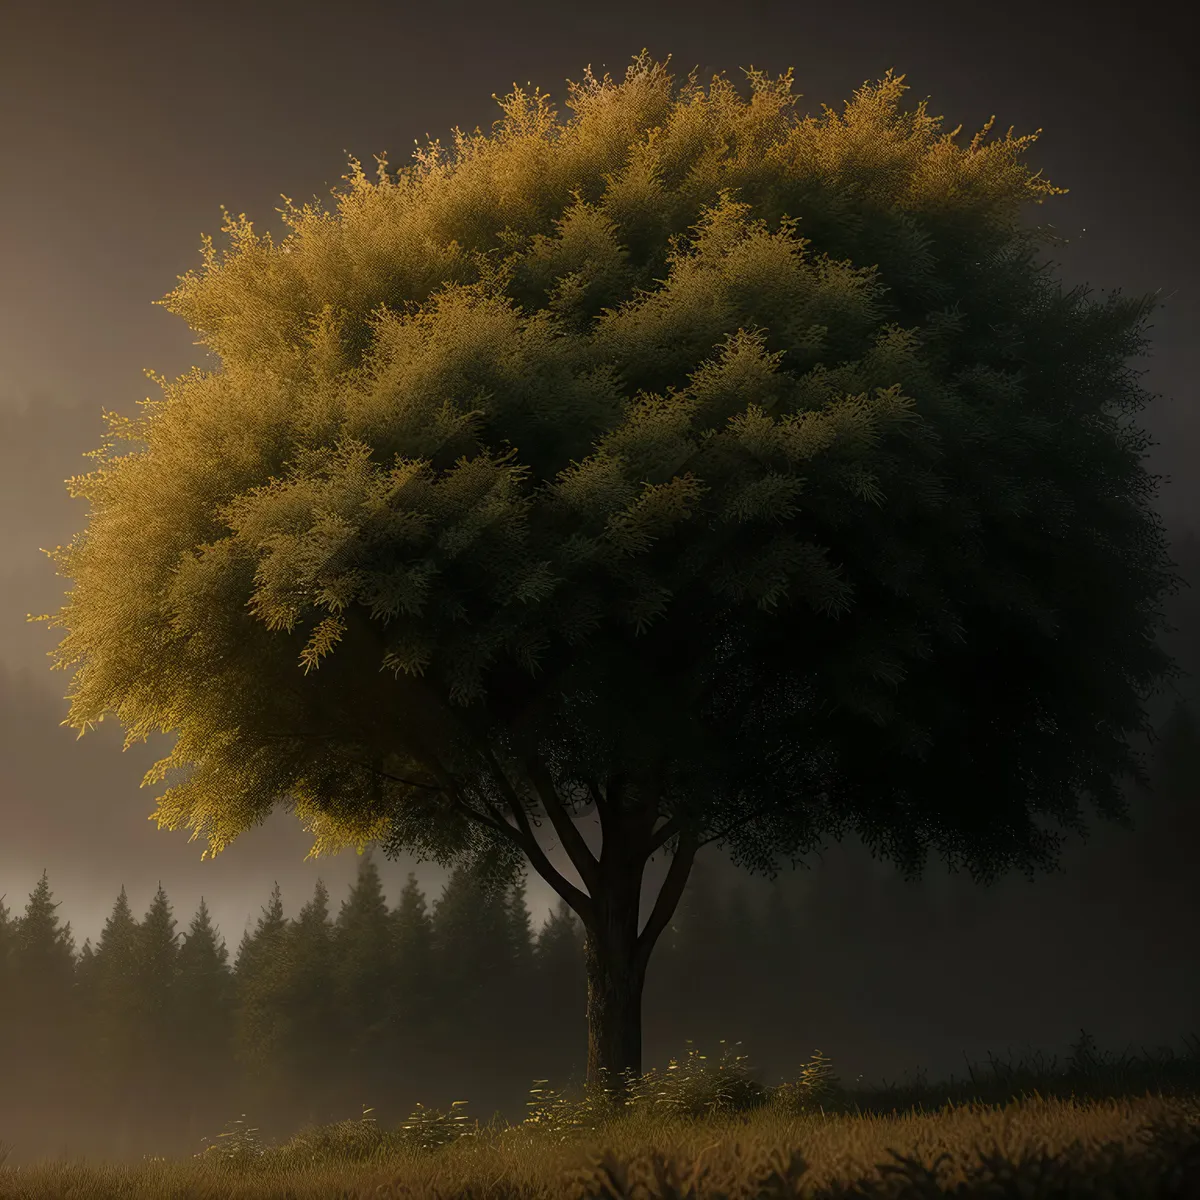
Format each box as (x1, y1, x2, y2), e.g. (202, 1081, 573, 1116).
(33, 50, 1182, 1096)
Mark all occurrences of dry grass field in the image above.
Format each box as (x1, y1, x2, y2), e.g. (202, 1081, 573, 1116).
(2, 1034, 1197, 1197)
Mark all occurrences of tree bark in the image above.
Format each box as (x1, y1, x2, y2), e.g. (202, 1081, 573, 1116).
(582, 864, 647, 1107)
(580, 799, 699, 1106)
(449, 752, 704, 1109)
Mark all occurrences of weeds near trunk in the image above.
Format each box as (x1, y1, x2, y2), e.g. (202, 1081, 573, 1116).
(2, 1029, 1198, 1197)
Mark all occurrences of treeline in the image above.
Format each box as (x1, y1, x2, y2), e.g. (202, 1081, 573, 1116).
(1, 694, 1196, 1163)
(0, 849, 802, 1162)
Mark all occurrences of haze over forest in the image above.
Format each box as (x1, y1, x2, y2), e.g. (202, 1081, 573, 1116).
(0, 0, 1196, 1153)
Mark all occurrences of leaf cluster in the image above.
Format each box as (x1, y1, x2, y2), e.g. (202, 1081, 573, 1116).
(33, 51, 1180, 888)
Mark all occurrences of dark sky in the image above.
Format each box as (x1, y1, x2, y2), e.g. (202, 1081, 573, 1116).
(0, 0, 1196, 1087)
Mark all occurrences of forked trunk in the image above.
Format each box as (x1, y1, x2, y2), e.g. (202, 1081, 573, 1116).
(578, 804, 701, 1106)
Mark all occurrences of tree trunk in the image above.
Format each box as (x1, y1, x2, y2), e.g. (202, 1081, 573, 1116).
(582, 864, 646, 1106)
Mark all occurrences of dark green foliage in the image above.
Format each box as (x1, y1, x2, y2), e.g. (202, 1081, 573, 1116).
(391, 871, 436, 1061)
(175, 897, 236, 1130)
(177, 897, 233, 1023)
(233, 882, 290, 1111)
(532, 896, 588, 1083)
(13, 870, 75, 999)
(1, 802, 1199, 1165)
(12, 871, 75, 1036)
(235, 883, 287, 983)
(506, 877, 536, 981)
(333, 857, 395, 1107)
(30, 50, 1187, 1098)
(271, 881, 337, 1123)
(135, 884, 180, 1091)
(0, 892, 13, 1072)
(80, 886, 142, 1124)
(35, 50, 1179, 883)
(7, 872, 76, 1116)
(430, 862, 519, 1070)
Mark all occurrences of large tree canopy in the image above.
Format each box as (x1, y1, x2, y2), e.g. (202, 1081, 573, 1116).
(35, 51, 1181, 1092)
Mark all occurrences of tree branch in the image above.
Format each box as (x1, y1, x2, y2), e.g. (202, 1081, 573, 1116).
(521, 754, 601, 896)
(696, 795, 783, 850)
(325, 611, 597, 921)
(646, 812, 686, 856)
(448, 788, 541, 856)
(325, 750, 443, 793)
(478, 741, 596, 925)
(586, 779, 610, 823)
(335, 743, 527, 851)
(635, 827, 700, 975)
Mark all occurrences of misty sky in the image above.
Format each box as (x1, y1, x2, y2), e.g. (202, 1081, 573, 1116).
(0, 0, 1196, 1086)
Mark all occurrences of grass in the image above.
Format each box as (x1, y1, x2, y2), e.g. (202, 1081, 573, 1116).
(1, 1029, 1198, 1197)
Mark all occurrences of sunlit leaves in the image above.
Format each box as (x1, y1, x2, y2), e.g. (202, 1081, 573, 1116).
(31, 50, 1176, 892)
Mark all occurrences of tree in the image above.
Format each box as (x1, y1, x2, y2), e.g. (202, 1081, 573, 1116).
(233, 882, 288, 1108)
(430, 862, 509, 1061)
(392, 872, 434, 997)
(506, 876, 537, 985)
(36, 52, 1184, 1100)
(278, 879, 338, 1123)
(76, 936, 95, 980)
(175, 897, 235, 1135)
(0, 893, 14, 1069)
(84, 886, 142, 1126)
(333, 855, 395, 1106)
(533, 897, 587, 1080)
(134, 884, 181, 1118)
(10, 872, 77, 1105)
(501, 876, 539, 1072)
(391, 871, 437, 1074)
(235, 882, 287, 983)
(11, 873, 75, 1012)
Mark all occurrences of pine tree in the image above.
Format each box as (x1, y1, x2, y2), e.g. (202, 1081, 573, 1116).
(75, 937, 95, 983)
(506, 877, 536, 980)
(235, 882, 287, 982)
(233, 882, 289, 1116)
(652, 855, 728, 1051)
(0, 891, 12, 961)
(279, 879, 337, 1124)
(333, 855, 394, 1110)
(137, 884, 180, 1028)
(430, 863, 495, 1063)
(0, 893, 14, 1073)
(532, 898, 587, 1083)
(10, 871, 76, 1105)
(84, 886, 143, 1138)
(499, 876, 538, 1075)
(134, 884, 181, 1127)
(391, 873, 436, 1081)
(175, 897, 235, 1139)
(13, 870, 75, 993)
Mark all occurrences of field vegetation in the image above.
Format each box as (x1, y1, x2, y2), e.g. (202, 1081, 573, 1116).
(2, 1031, 1197, 1197)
